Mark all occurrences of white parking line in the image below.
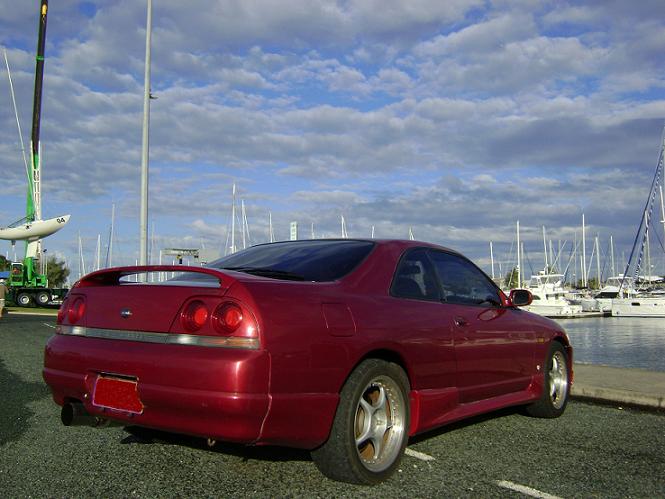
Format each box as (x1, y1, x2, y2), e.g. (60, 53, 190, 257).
(496, 480, 563, 499)
(405, 448, 435, 462)
(42, 322, 56, 328)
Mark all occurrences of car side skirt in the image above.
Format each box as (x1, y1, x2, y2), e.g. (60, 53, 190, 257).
(410, 373, 544, 435)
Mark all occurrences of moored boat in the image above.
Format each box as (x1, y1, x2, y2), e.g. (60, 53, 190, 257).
(522, 272, 583, 318)
(611, 296, 665, 317)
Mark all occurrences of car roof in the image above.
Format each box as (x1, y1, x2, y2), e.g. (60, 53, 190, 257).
(247, 238, 460, 255)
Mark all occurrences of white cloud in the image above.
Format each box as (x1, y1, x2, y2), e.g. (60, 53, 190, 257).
(414, 13, 537, 58)
(1, 0, 664, 274)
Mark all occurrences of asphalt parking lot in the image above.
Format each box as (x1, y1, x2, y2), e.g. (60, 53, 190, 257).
(2, 314, 664, 498)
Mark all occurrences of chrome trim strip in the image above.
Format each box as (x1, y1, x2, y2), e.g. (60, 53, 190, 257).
(56, 325, 259, 350)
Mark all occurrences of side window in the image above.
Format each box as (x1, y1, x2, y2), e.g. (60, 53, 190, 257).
(391, 248, 441, 301)
(429, 251, 502, 307)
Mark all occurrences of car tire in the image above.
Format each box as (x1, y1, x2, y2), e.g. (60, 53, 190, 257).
(311, 359, 410, 485)
(36, 291, 50, 306)
(526, 342, 570, 418)
(17, 292, 32, 307)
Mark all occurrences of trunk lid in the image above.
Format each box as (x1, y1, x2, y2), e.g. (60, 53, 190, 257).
(68, 266, 236, 332)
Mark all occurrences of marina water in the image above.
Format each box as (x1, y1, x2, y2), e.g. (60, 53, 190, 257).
(557, 317, 665, 372)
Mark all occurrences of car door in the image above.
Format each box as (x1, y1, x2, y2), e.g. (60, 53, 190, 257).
(428, 250, 537, 404)
(388, 248, 457, 392)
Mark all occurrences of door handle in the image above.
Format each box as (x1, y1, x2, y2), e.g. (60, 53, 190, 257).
(454, 317, 469, 327)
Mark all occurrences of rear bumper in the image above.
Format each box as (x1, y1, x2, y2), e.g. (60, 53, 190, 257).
(44, 333, 271, 443)
(43, 334, 338, 448)
(43, 365, 269, 442)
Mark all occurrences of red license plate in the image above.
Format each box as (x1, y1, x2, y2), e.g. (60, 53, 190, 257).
(92, 376, 144, 414)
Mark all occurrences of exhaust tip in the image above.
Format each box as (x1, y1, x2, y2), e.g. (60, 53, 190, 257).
(61, 401, 103, 427)
(61, 402, 78, 426)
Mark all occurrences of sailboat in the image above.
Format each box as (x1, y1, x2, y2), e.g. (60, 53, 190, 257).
(0, 215, 70, 242)
(580, 275, 637, 313)
(611, 125, 665, 317)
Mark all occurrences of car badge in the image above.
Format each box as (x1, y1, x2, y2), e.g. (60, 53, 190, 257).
(120, 308, 133, 319)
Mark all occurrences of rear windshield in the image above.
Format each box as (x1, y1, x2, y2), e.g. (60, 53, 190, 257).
(202, 240, 375, 282)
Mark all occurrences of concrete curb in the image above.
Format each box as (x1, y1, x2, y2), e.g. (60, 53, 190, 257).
(571, 363, 665, 411)
(572, 385, 665, 410)
(4, 311, 58, 317)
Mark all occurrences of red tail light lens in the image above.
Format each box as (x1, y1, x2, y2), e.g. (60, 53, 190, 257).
(174, 299, 258, 345)
(57, 298, 70, 324)
(212, 303, 244, 334)
(67, 297, 86, 324)
(180, 300, 209, 332)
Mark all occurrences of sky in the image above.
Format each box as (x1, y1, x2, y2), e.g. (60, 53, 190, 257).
(1, 0, 665, 284)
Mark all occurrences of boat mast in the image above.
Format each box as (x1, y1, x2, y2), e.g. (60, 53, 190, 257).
(241, 200, 247, 250)
(108, 203, 115, 267)
(230, 183, 236, 253)
(489, 241, 495, 280)
(268, 211, 275, 243)
(95, 234, 101, 271)
(581, 214, 587, 288)
(595, 235, 601, 287)
(610, 235, 615, 277)
(542, 226, 549, 277)
(516, 220, 521, 288)
(574, 231, 578, 285)
(660, 185, 665, 241)
(644, 209, 651, 283)
(660, 186, 665, 279)
(78, 231, 85, 280)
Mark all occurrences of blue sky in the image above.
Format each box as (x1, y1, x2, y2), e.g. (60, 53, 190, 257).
(1, 0, 665, 283)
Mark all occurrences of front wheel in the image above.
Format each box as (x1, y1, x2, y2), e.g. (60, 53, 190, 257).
(311, 359, 410, 485)
(526, 342, 570, 418)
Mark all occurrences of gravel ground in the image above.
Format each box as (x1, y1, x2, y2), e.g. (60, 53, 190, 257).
(1, 314, 664, 498)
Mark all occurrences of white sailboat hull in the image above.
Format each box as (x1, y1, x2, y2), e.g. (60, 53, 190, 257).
(580, 297, 614, 313)
(611, 297, 665, 317)
(525, 302, 583, 318)
(0, 214, 70, 241)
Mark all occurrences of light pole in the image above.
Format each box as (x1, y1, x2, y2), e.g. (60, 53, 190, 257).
(139, 0, 152, 266)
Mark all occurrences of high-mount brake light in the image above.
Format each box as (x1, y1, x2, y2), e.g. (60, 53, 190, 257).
(67, 297, 86, 324)
(212, 303, 244, 335)
(181, 300, 209, 332)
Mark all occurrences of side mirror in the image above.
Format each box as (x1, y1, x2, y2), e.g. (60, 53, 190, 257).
(510, 289, 533, 307)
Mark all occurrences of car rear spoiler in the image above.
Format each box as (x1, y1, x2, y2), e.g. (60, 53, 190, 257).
(74, 265, 236, 289)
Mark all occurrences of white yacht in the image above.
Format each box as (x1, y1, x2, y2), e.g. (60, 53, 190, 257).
(611, 296, 665, 317)
(523, 272, 583, 318)
(580, 276, 636, 313)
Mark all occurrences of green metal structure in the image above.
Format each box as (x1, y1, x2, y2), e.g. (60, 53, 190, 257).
(0, 0, 70, 305)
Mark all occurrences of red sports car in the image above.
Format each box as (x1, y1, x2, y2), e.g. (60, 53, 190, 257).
(44, 239, 572, 484)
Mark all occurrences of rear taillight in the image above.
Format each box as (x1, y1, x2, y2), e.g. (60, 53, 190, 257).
(57, 298, 70, 324)
(67, 297, 86, 324)
(180, 300, 209, 332)
(212, 303, 243, 335)
(176, 299, 257, 340)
